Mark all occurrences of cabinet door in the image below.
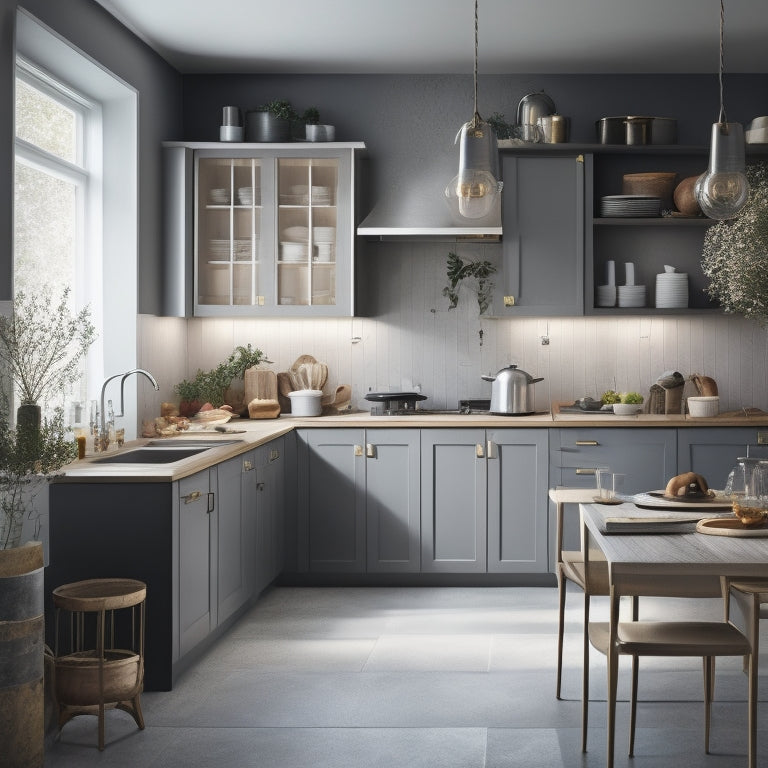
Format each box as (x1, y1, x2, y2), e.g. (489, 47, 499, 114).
(255, 439, 285, 588)
(421, 429, 487, 573)
(178, 469, 215, 657)
(677, 427, 760, 490)
(297, 429, 366, 573)
(241, 449, 260, 596)
(365, 429, 421, 573)
(217, 455, 248, 625)
(496, 154, 584, 316)
(549, 427, 676, 554)
(487, 429, 549, 573)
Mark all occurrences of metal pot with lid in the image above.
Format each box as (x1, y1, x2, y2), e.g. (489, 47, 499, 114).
(481, 365, 543, 415)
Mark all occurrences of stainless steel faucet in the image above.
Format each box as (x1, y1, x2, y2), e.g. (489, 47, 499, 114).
(99, 368, 159, 442)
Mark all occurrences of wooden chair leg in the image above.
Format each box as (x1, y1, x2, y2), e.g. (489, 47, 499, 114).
(629, 654, 638, 756)
(581, 592, 591, 752)
(556, 565, 566, 700)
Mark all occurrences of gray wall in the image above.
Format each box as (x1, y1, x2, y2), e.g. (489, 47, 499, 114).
(0, 0, 182, 313)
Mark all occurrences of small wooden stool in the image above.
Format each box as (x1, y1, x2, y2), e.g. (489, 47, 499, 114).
(52, 578, 146, 750)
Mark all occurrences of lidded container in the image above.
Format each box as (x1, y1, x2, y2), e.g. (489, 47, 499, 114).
(481, 364, 543, 415)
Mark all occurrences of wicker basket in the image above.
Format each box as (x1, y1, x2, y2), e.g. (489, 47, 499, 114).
(55, 649, 142, 706)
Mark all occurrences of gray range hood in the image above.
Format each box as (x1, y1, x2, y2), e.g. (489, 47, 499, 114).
(357, 181, 502, 241)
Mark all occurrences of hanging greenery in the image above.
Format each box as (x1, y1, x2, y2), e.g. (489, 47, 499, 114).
(701, 162, 768, 324)
(442, 251, 497, 315)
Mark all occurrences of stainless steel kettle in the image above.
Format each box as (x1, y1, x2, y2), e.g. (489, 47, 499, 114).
(481, 365, 543, 415)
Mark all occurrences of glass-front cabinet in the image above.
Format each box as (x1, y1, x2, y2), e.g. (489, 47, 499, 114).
(163, 142, 364, 317)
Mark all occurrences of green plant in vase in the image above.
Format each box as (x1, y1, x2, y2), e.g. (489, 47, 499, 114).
(443, 251, 497, 315)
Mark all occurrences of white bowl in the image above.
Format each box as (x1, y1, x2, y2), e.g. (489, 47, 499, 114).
(687, 395, 719, 418)
(613, 403, 642, 415)
(287, 389, 323, 417)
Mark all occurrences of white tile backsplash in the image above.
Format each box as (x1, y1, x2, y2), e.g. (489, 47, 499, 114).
(139, 247, 768, 419)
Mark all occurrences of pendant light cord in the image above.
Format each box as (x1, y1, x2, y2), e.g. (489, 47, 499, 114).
(471, 0, 481, 128)
(718, 0, 726, 124)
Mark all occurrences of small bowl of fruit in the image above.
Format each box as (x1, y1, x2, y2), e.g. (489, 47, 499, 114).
(606, 391, 644, 415)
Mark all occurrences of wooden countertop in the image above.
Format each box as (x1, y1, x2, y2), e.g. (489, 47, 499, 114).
(57, 405, 768, 483)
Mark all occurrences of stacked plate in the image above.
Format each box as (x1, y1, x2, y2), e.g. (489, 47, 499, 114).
(279, 242, 308, 262)
(600, 195, 661, 217)
(314, 242, 334, 262)
(237, 186, 260, 205)
(313, 226, 336, 243)
(208, 239, 254, 261)
(655, 271, 688, 308)
(311, 185, 331, 204)
(208, 239, 231, 259)
(281, 226, 309, 242)
(208, 188, 230, 205)
(618, 285, 646, 308)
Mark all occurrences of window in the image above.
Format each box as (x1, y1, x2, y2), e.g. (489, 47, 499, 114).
(13, 59, 100, 422)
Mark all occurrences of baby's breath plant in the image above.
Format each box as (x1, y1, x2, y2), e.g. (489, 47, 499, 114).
(702, 162, 768, 324)
(0, 286, 96, 404)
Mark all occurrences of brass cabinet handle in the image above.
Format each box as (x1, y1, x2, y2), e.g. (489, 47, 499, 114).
(476, 443, 485, 458)
(269, 449, 280, 462)
(575, 440, 599, 446)
(486, 440, 498, 459)
(366, 443, 376, 458)
(242, 459, 254, 472)
(354, 445, 363, 456)
(182, 490, 201, 504)
(576, 468, 598, 475)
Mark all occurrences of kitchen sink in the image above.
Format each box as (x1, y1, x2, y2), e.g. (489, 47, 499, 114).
(92, 447, 210, 464)
(144, 439, 243, 448)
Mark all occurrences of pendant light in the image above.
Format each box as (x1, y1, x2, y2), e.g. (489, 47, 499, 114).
(444, 0, 502, 219)
(694, 0, 749, 220)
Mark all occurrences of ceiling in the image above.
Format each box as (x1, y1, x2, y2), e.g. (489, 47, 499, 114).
(93, 0, 768, 76)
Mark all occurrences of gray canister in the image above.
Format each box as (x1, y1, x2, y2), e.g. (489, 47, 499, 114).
(219, 106, 243, 142)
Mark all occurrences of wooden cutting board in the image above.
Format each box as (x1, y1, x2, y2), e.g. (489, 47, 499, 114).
(244, 369, 278, 404)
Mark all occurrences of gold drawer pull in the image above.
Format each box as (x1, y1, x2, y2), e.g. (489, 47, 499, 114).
(575, 440, 599, 446)
(242, 459, 254, 472)
(476, 444, 485, 458)
(576, 468, 597, 475)
(182, 490, 202, 504)
(269, 449, 280, 462)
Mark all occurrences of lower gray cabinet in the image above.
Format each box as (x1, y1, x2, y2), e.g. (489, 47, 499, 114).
(549, 427, 677, 555)
(178, 468, 216, 657)
(297, 429, 366, 573)
(297, 428, 420, 573)
(365, 429, 421, 573)
(421, 429, 487, 573)
(255, 438, 285, 589)
(487, 429, 549, 573)
(677, 427, 766, 489)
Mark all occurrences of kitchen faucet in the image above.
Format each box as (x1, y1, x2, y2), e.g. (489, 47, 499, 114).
(99, 368, 159, 447)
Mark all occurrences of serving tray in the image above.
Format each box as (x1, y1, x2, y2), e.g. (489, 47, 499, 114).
(696, 518, 768, 537)
(632, 491, 734, 511)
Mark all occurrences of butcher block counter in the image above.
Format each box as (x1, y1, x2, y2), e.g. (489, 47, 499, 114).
(55, 403, 768, 482)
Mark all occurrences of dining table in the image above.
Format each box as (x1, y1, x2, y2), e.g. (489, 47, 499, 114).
(580, 501, 768, 768)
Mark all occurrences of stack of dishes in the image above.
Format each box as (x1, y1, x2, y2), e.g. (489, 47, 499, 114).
(311, 185, 331, 204)
(600, 195, 661, 217)
(208, 239, 231, 260)
(281, 226, 309, 242)
(618, 285, 646, 308)
(233, 239, 255, 261)
(314, 242, 334, 262)
(313, 226, 336, 243)
(279, 242, 308, 262)
(237, 186, 259, 205)
(208, 188, 230, 205)
(655, 270, 688, 308)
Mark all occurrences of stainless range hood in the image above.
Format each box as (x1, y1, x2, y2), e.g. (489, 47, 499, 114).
(356, 176, 502, 241)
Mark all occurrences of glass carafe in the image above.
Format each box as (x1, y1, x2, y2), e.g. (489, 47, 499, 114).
(727, 458, 768, 524)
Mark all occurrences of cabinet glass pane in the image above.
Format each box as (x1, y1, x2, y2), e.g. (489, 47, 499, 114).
(277, 158, 338, 307)
(197, 157, 262, 307)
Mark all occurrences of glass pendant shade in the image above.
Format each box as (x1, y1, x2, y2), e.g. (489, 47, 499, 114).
(695, 121, 749, 220)
(445, 118, 502, 219)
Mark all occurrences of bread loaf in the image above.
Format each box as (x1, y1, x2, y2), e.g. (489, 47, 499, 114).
(247, 398, 281, 419)
(665, 472, 710, 498)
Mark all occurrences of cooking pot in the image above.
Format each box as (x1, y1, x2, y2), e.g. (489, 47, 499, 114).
(481, 365, 543, 415)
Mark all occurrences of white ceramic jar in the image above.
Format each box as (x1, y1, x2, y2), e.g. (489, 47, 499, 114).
(287, 389, 323, 417)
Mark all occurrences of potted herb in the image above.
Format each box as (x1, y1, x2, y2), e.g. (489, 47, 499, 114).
(302, 107, 335, 142)
(246, 100, 299, 142)
(443, 251, 497, 315)
(174, 344, 271, 416)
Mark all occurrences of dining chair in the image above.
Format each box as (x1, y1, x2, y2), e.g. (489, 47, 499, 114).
(587, 579, 756, 768)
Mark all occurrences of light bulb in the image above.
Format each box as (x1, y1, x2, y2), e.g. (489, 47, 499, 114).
(445, 119, 501, 219)
(695, 122, 749, 220)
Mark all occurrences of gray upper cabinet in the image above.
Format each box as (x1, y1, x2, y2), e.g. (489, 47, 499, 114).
(493, 153, 585, 317)
(421, 429, 487, 573)
(487, 429, 549, 573)
(162, 142, 364, 317)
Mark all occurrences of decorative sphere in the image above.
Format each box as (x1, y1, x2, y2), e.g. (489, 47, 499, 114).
(673, 175, 703, 216)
